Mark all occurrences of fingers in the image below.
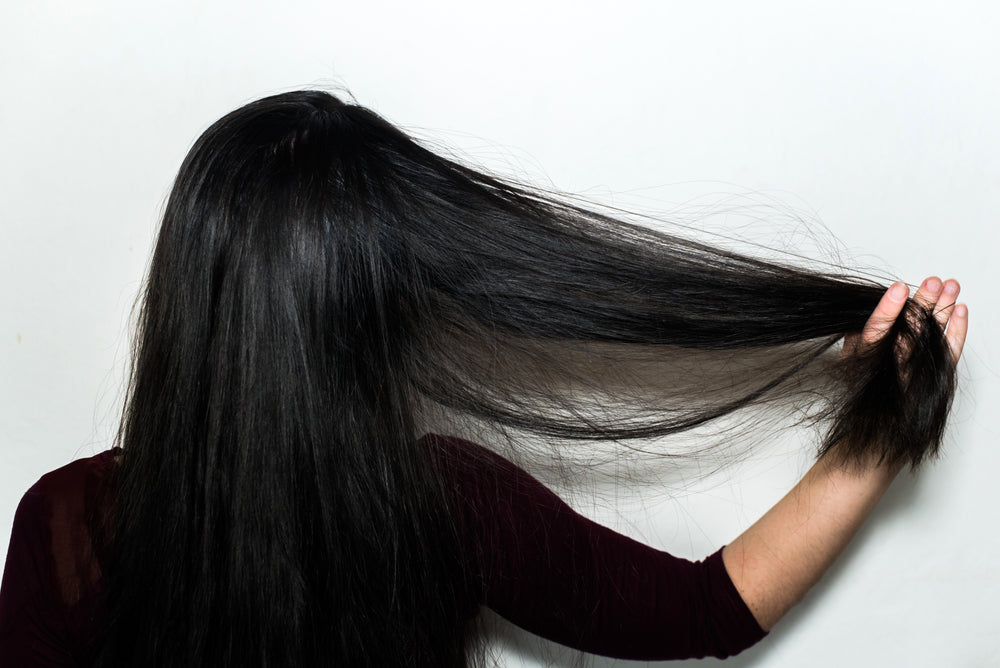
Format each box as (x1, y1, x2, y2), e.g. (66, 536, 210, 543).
(841, 331, 861, 359)
(914, 277, 968, 364)
(848, 277, 968, 365)
(934, 279, 960, 328)
(947, 304, 968, 362)
(912, 276, 944, 315)
(861, 282, 909, 347)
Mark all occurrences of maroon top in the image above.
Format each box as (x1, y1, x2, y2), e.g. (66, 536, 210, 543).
(0, 434, 765, 665)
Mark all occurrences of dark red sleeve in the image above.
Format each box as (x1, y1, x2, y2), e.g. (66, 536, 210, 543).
(0, 452, 114, 667)
(0, 487, 78, 666)
(425, 434, 767, 661)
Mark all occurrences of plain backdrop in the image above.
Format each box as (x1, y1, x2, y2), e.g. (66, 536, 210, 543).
(1, 1, 997, 666)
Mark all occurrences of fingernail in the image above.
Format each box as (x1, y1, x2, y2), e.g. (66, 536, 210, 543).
(925, 277, 941, 292)
(890, 283, 908, 301)
(955, 304, 967, 317)
(944, 281, 959, 295)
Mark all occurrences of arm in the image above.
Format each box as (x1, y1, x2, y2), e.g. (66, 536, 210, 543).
(427, 434, 766, 660)
(0, 488, 79, 666)
(722, 276, 968, 631)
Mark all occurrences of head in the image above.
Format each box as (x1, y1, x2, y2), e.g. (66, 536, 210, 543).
(105, 90, 473, 667)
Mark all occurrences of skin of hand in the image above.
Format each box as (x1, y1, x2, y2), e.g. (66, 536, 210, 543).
(721, 276, 968, 632)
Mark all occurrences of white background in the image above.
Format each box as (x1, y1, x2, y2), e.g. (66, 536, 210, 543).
(1, 1, 997, 666)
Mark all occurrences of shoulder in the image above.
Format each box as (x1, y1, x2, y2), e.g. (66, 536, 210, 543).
(420, 433, 557, 501)
(19, 448, 119, 527)
(418, 433, 580, 544)
(6, 448, 119, 600)
(419, 432, 542, 480)
(420, 433, 511, 472)
(29, 448, 118, 495)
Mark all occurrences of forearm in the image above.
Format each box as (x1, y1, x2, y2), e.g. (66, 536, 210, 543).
(720, 277, 965, 633)
(721, 450, 904, 631)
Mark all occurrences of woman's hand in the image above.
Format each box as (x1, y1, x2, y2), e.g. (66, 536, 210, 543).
(722, 276, 968, 632)
(843, 276, 968, 363)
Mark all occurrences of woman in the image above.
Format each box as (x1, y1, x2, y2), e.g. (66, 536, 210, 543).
(0, 90, 967, 666)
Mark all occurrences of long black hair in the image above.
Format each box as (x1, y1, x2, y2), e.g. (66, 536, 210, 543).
(95, 90, 956, 666)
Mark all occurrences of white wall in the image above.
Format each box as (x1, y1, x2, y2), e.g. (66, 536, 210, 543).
(1, 1, 997, 665)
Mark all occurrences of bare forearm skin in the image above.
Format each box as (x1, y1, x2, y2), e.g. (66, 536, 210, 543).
(721, 450, 904, 631)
